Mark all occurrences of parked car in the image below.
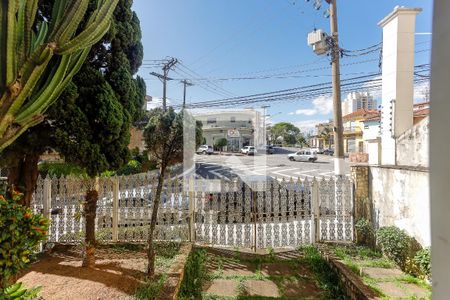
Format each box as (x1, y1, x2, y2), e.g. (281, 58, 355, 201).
(287, 150, 318, 162)
(241, 146, 257, 155)
(196, 145, 213, 155)
(323, 148, 334, 156)
(266, 145, 275, 154)
(310, 147, 324, 154)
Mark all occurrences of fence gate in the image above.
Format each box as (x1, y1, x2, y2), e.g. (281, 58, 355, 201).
(32, 174, 353, 248)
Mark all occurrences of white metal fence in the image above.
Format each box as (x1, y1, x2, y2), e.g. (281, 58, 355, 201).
(31, 173, 353, 248)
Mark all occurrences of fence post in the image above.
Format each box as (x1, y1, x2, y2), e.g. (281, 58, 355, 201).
(312, 179, 320, 244)
(43, 177, 52, 221)
(112, 177, 119, 242)
(188, 177, 195, 243)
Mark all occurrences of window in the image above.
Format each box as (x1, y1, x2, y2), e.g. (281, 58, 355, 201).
(207, 118, 217, 124)
(230, 116, 236, 123)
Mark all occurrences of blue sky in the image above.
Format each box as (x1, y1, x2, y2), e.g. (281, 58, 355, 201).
(133, 0, 433, 132)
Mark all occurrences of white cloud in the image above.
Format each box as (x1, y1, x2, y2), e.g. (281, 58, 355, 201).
(146, 97, 172, 110)
(290, 96, 333, 116)
(293, 119, 329, 135)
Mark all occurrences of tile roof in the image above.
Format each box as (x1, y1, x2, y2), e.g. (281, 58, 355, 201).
(343, 109, 380, 121)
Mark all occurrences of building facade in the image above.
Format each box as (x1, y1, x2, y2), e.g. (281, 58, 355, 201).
(342, 92, 377, 116)
(194, 109, 263, 152)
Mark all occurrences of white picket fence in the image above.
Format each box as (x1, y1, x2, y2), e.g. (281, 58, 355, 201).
(31, 173, 354, 249)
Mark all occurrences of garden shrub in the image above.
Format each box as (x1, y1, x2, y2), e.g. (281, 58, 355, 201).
(376, 226, 410, 267)
(0, 191, 48, 288)
(38, 162, 86, 177)
(117, 159, 142, 175)
(376, 226, 424, 275)
(355, 218, 375, 248)
(414, 248, 431, 278)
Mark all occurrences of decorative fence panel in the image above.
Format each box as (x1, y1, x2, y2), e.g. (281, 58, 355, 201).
(31, 173, 353, 248)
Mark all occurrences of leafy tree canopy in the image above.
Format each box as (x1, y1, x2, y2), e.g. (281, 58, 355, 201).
(270, 122, 304, 146)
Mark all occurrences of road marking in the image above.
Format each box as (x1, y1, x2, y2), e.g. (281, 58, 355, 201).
(293, 169, 319, 175)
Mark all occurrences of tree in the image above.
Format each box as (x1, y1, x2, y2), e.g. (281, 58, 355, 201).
(1, 0, 146, 267)
(144, 108, 202, 277)
(0, 0, 119, 151)
(214, 138, 228, 153)
(1, 0, 145, 204)
(318, 127, 333, 149)
(270, 122, 302, 146)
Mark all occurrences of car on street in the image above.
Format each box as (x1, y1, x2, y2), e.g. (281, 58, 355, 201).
(196, 145, 213, 155)
(310, 147, 324, 154)
(323, 148, 334, 156)
(287, 150, 318, 162)
(266, 145, 275, 154)
(241, 146, 257, 155)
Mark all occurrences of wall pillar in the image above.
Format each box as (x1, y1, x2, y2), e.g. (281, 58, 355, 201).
(351, 166, 373, 245)
(378, 6, 421, 165)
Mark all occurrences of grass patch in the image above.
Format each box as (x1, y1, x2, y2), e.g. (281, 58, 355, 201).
(299, 245, 346, 300)
(134, 274, 167, 300)
(179, 248, 207, 299)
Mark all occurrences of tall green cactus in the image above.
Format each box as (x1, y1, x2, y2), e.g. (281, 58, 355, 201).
(0, 0, 119, 151)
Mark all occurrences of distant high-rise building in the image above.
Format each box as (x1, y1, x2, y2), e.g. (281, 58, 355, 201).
(342, 92, 377, 116)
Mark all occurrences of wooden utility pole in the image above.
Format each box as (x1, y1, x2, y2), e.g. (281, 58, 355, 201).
(150, 58, 178, 111)
(329, 0, 345, 175)
(181, 79, 194, 109)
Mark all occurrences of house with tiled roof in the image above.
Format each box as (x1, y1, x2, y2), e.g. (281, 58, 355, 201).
(341, 108, 380, 157)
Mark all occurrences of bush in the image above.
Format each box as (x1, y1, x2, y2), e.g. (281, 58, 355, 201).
(376, 226, 424, 276)
(0, 191, 48, 288)
(38, 162, 86, 177)
(376, 226, 411, 267)
(355, 218, 375, 248)
(117, 159, 142, 175)
(414, 248, 431, 278)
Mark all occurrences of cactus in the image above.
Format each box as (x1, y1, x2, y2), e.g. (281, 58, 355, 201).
(0, 0, 119, 151)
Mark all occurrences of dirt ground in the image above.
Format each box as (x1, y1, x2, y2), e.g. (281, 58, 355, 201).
(17, 244, 174, 300)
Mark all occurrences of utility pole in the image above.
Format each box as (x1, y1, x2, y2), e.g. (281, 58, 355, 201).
(149, 57, 178, 111)
(306, 0, 345, 175)
(329, 0, 345, 175)
(181, 79, 194, 109)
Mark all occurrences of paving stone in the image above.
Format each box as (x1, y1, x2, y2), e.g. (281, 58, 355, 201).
(260, 263, 298, 276)
(402, 283, 430, 298)
(203, 279, 240, 297)
(377, 282, 407, 298)
(362, 267, 404, 279)
(244, 279, 280, 298)
(283, 280, 323, 299)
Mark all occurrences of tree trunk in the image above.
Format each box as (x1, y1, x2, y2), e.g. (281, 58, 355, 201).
(7, 153, 40, 207)
(82, 189, 98, 268)
(147, 164, 166, 277)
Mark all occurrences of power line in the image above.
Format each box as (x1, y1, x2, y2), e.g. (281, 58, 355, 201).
(174, 65, 429, 109)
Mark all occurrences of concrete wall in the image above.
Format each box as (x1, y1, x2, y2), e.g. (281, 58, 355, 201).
(396, 116, 429, 167)
(369, 166, 430, 246)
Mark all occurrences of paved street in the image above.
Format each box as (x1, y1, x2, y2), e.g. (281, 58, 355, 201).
(194, 147, 351, 181)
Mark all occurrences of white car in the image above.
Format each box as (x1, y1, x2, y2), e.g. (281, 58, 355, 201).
(196, 145, 213, 155)
(241, 146, 257, 155)
(288, 150, 318, 162)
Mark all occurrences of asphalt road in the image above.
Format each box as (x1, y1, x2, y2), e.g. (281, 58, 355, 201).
(194, 147, 350, 181)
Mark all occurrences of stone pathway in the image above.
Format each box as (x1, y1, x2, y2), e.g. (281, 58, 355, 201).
(361, 266, 431, 299)
(202, 249, 324, 299)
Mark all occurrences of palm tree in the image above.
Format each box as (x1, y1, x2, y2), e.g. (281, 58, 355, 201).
(318, 127, 333, 149)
